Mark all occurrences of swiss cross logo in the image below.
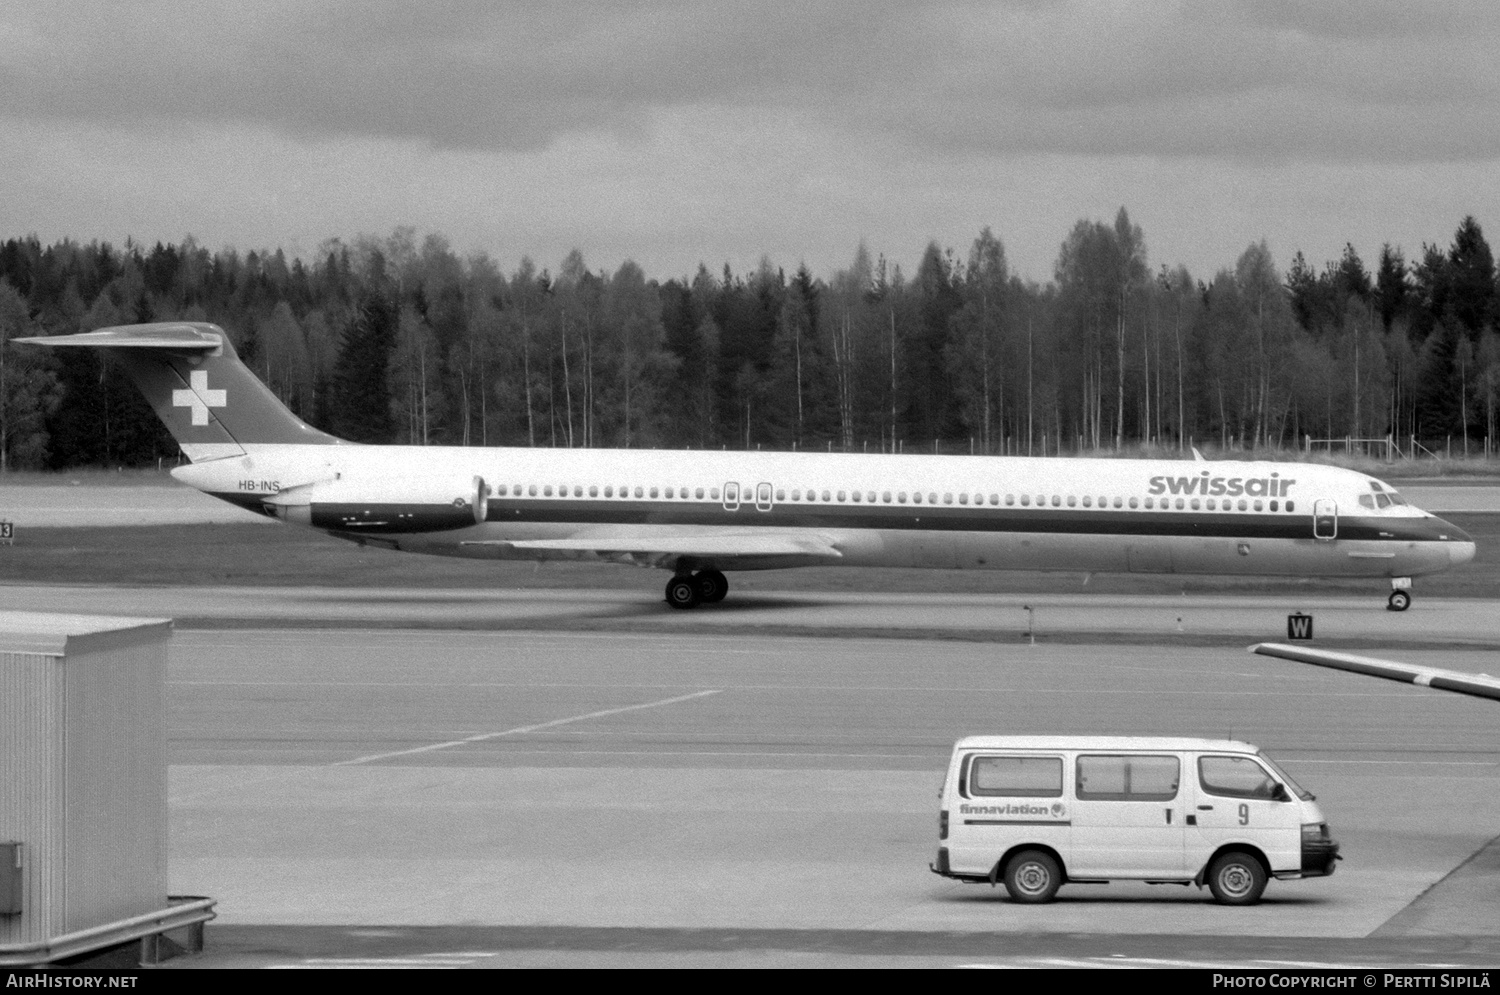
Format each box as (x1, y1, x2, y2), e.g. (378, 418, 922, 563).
(172, 370, 227, 425)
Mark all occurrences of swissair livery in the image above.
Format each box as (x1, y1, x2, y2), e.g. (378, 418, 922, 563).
(20, 322, 1476, 610)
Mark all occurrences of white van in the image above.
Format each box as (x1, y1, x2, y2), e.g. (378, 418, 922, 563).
(930, 736, 1339, 905)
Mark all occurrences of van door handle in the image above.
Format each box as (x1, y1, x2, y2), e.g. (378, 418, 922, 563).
(1197, 805, 1214, 810)
(1165, 809, 1172, 824)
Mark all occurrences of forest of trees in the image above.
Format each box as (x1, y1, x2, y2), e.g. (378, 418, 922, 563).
(0, 212, 1497, 471)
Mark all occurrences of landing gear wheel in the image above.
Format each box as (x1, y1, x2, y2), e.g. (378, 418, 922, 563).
(1207, 851, 1267, 905)
(694, 570, 729, 604)
(1002, 850, 1062, 904)
(665, 576, 700, 610)
(1387, 590, 1411, 612)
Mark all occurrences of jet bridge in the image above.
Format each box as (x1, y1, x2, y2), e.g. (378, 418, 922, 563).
(0, 612, 215, 966)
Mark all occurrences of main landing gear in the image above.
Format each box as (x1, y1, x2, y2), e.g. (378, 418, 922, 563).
(664, 569, 729, 610)
(1387, 578, 1413, 612)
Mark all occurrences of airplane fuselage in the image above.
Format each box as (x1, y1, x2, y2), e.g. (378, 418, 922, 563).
(173, 444, 1473, 582)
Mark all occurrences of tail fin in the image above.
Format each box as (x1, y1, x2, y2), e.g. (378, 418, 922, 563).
(16, 322, 344, 461)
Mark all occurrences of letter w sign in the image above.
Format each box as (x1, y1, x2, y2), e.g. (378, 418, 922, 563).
(1287, 613, 1314, 640)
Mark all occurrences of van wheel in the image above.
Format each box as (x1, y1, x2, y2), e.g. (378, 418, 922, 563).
(1207, 852, 1267, 905)
(1003, 850, 1062, 903)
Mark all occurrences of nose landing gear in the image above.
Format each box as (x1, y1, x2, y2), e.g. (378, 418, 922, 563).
(1387, 578, 1412, 612)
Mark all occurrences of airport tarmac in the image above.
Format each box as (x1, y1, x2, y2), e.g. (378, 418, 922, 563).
(136, 621, 1499, 969)
(2, 477, 1495, 968)
(1, 584, 1497, 649)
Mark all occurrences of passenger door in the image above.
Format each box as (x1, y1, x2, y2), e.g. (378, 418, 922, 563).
(1070, 753, 1186, 878)
(1187, 755, 1303, 875)
(1313, 499, 1337, 540)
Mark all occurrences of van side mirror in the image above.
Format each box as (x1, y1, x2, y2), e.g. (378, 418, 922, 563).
(1272, 783, 1290, 803)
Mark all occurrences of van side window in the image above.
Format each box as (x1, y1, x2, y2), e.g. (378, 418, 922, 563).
(1198, 756, 1280, 800)
(1075, 754, 1179, 801)
(969, 756, 1063, 798)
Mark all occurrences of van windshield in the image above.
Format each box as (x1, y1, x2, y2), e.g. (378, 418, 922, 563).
(1258, 751, 1314, 801)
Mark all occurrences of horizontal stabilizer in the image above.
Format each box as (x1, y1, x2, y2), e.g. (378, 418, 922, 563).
(15, 323, 224, 352)
(1250, 642, 1500, 702)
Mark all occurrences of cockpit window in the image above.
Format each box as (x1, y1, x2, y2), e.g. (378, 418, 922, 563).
(1370, 481, 1384, 492)
(1376, 494, 1391, 509)
(1358, 495, 1375, 509)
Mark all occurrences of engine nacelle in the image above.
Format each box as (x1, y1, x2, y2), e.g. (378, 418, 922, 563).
(267, 476, 489, 533)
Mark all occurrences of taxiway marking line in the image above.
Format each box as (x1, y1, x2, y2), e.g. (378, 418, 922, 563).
(331, 689, 724, 767)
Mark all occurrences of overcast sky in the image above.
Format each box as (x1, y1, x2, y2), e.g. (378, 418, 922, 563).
(2, 0, 1498, 285)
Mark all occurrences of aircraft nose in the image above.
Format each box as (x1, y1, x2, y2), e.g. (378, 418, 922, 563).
(1431, 516, 1476, 566)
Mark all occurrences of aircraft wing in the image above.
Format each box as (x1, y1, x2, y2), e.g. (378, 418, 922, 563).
(1250, 643, 1500, 702)
(460, 531, 844, 569)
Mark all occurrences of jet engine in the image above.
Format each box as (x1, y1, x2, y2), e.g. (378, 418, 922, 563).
(266, 475, 489, 533)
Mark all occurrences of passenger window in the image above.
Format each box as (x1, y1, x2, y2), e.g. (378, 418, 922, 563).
(1021, 495, 1031, 506)
(837, 491, 846, 502)
(944, 493, 952, 504)
(1237, 499, 1247, 511)
(1128, 497, 1138, 509)
(528, 485, 538, 497)
(1198, 756, 1280, 800)
(649, 487, 658, 498)
(777, 490, 785, 502)
(1286, 500, 1295, 512)
(822, 490, 831, 501)
(852, 491, 862, 503)
(1206, 498, 1215, 510)
(898, 492, 907, 503)
(913, 492, 923, 504)
(589, 486, 598, 497)
(1270, 500, 1278, 511)
(710, 488, 719, 500)
(928, 493, 937, 504)
(1076, 754, 1179, 801)
(791, 489, 801, 501)
(959, 493, 969, 505)
(1083, 496, 1092, 507)
(604, 486, 614, 497)
(1005, 494, 1014, 506)
(665, 487, 674, 499)
(989, 494, 998, 505)
(1190, 498, 1199, 510)
(1111, 497, 1121, 508)
(1051, 496, 1060, 507)
(970, 756, 1064, 798)
(1175, 498, 1185, 510)
(496, 485, 508, 496)
(1253, 500, 1263, 511)
(1144, 497, 1153, 509)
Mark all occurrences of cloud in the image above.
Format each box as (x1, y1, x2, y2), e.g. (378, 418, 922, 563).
(3, 0, 1499, 162)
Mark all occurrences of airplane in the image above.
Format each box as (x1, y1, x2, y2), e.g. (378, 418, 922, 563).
(17, 321, 1477, 610)
(1250, 643, 1500, 702)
